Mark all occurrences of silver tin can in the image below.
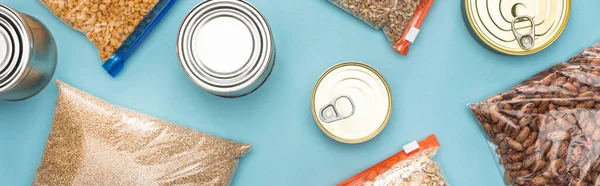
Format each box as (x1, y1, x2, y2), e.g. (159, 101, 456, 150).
(177, 0, 275, 97)
(0, 5, 57, 101)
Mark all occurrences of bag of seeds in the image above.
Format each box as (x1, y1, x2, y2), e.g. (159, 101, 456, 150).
(339, 135, 448, 186)
(329, 0, 434, 55)
(470, 42, 600, 186)
(33, 80, 251, 185)
(40, 0, 177, 77)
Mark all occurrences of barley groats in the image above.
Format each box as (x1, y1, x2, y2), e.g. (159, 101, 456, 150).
(470, 42, 600, 186)
(33, 80, 251, 185)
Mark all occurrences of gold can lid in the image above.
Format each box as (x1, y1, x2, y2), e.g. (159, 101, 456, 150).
(311, 62, 392, 144)
(464, 0, 570, 55)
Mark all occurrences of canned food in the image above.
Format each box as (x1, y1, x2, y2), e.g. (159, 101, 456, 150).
(177, 0, 275, 97)
(311, 62, 392, 144)
(463, 0, 570, 55)
(0, 5, 57, 101)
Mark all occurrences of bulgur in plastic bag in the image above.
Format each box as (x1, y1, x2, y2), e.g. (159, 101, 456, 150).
(339, 134, 448, 186)
(34, 80, 250, 185)
(329, 0, 434, 55)
(39, 0, 177, 77)
(470, 42, 600, 185)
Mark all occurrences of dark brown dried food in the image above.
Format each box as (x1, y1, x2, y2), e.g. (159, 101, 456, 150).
(532, 176, 549, 185)
(525, 144, 538, 155)
(511, 170, 531, 178)
(505, 170, 514, 184)
(530, 160, 546, 173)
(520, 116, 536, 126)
(506, 162, 524, 170)
(508, 152, 526, 162)
(516, 127, 531, 142)
(548, 159, 566, 174)
(522, 132, 538, 148)
(483, 123, 494, 138)
(495, 133, 508, 145)
(498, 147, 508, 155)
(519, 103, 536, 118)
(506, 137, 524, 151)
(470, 43, 600, 186)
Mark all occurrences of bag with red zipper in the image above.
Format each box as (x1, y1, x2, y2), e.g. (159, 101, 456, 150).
(339, 134, 449, 186)
(329, 0, 434, 55)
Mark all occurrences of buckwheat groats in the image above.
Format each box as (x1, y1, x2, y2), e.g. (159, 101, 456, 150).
(33, 81, 251, 185)
(470, 42, 600, 186)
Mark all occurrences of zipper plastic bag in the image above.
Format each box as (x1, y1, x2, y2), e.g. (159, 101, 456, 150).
(470, 42, 600, 186)
(339, 134, 448, 186)
(329, 0, 434, 55)
(34, 80, 251, 185)
(40, 0, 177, 77)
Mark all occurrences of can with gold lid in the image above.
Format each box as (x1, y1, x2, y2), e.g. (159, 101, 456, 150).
(463, 0, 570, 55)
(311, 62, 392, 144)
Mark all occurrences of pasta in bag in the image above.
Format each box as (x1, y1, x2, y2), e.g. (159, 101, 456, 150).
(470, 42, 600, 185)
(339, 135, 448, 186)
(329, 0, 434, 55)
(34, 81, 251, 185)
(40, 0, 176, 77)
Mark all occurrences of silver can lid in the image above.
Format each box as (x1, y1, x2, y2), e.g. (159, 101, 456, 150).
(0, 21, 13, 74)
(0, 5, 29, 93)
(177, 0, 274, 94)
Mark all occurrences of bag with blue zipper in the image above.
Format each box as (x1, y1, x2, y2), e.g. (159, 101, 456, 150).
(40, 0, 177, 77)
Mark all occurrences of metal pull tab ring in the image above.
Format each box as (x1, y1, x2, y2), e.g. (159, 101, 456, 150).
(319, 96, 355, 123)
(511, 15, 535, 50)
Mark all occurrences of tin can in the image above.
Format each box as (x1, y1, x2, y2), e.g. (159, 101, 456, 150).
(463, 0, 570, 55)
(311, 62, 392, 144)
(0, 5, 57, 101)
(177, 0, 275, 98)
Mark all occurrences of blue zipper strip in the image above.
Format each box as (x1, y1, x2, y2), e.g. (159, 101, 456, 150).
(103, 0, 178, 77)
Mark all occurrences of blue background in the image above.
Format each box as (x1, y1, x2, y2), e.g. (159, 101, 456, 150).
(1, 0, 600, 185)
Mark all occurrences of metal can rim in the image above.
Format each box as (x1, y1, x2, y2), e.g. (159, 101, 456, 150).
(0, 20, 20, 85)
(0, 5, 32, 93)
(176, 0, 274, 95)
(463, 0, 571, 55)
(311, 62, 393, 144)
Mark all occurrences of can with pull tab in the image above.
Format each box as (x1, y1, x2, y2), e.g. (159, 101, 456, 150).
(463, 0, 570, 55)
(311, 62, 392, 144)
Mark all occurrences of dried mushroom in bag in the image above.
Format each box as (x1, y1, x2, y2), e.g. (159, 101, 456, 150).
(470, 42, 600, 186)
(339, 135, 448, 186)
(329, 0, 434, 55)
(34, 80, 251, 185)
